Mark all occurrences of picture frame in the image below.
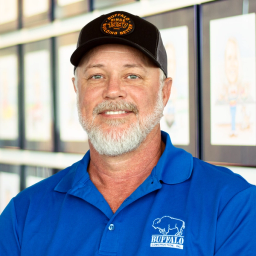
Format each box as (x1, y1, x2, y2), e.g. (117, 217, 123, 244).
(201, 0, 256, 166)
(23, 39, 54, 151)
(54, 0, 89, 19)
(22, 0, 51, 28)
(0, 164, 20, 213)
(144, 6, 199, 157)
(55, 33, 89, 153)
(0, 46, 19, 149)
(0, 0, 19, 33)
(25, 165, 53, 188)
(93, 0, 136, 10)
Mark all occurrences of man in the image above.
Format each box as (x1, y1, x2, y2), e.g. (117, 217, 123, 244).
(0, 11, 256, 255)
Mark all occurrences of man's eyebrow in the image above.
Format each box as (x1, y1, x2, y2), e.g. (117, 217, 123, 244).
(123, 64, 144, 68)
(123, 64, 146, 71)
(83, 64, 105, 73)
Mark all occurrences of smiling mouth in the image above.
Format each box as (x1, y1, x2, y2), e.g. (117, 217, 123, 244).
(93, 101, 139, 116)
(104, 110, 128, 115)
(100, 110, 133, 117)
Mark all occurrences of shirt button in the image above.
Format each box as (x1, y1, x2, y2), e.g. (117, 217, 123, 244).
(108, 224, 115, 231)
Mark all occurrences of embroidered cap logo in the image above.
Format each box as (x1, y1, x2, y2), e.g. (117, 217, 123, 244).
(101, 13, 135, 36)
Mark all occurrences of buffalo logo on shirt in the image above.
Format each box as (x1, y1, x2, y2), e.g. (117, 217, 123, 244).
(150, 216, 185, 250)
(101, 13, 135, 36)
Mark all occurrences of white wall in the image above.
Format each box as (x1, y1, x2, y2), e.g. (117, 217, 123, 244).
(225, 166, 256, 185)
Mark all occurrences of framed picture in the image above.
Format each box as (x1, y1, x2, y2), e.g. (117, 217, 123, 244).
(22, 0, 51, 28)
(160, 26, 190, 146)
(54, 0, 89, 19)
(0, 47, 19, 149)
(23, 40, 54, 151)
(25, 166, 53, 188)
(144, 6, 199, 157)
(201, 0, 256, 166)
(93, 0, 136, 10)
(0, 164, 20, 214)
(55, 33, 89, 153)
(0, 0, 18, 33)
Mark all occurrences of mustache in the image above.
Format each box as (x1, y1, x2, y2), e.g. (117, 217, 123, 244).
(93, 101, 139, 115)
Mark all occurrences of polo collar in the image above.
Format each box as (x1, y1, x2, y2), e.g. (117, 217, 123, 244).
(54, 152, 90, 193)
(154, 131, 193, 184)
(54, 131, 193, 193)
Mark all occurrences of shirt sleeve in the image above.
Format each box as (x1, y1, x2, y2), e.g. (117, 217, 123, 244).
(0, 198, 21, 255)
(215, 186, 256, 255)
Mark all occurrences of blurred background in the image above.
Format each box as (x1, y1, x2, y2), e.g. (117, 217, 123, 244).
(1, 0, 256, 213)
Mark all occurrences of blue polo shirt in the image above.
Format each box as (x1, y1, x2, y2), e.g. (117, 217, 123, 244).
(1, 131, 256, 255)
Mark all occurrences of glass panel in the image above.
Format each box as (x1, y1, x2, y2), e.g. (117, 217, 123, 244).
(58, 44, 88, 142)
(94, 0, 135, 10)
(56, 33, 89, 153)
(55, 0, 89, 19)
(0, 53, 18, 141)
(22, 0, 51, 28)
(57, 0, 83, 6)
(24, 50, 51, 142)
(23, 0, 49, 17)
(23, 40, 53, 151)
(160, 26, 190, 145)
(0, 0, 18, 24)
(25, 166, 53, 188)
(0, 164, 20, 214)
(210, 14, 256, 146)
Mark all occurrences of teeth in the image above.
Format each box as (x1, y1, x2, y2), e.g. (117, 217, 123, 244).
(105, 111, 126, 115)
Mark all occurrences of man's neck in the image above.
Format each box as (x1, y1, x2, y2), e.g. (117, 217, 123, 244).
(88, 127, 164, 213)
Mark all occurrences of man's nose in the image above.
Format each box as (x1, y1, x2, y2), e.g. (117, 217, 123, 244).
(102, 76, 127, 100)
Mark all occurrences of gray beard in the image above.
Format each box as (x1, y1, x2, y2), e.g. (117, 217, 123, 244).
(77, 89, 164, 156)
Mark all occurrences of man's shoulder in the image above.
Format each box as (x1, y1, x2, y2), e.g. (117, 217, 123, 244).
(192, 157, 254, 197)
(193, 157, 250, 182)
(15, 161, 80, 202)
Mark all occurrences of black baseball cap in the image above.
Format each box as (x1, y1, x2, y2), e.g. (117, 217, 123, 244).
(70, 11, 168, 77)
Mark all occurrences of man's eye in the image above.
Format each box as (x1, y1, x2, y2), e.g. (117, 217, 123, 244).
(127, 74, 139, 79)
(91, 75, 103, 79)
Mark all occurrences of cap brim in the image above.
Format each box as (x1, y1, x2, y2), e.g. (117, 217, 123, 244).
(70, 37, 162, 71)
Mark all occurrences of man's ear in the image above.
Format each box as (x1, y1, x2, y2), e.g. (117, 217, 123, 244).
(72, 77, 77, 93)
(162, 77, 172, 107)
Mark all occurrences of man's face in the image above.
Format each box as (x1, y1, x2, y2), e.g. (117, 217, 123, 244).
(72, 44, 170, 156)
(225, 40, 239, 84)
